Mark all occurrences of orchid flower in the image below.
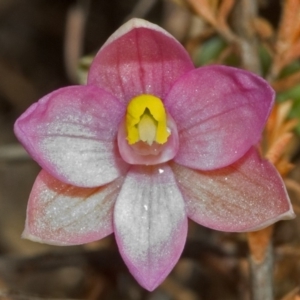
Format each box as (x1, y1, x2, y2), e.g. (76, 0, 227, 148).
(14, 18, 294, 291)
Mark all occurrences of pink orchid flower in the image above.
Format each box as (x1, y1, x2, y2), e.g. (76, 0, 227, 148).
(14, 18, 294, 291)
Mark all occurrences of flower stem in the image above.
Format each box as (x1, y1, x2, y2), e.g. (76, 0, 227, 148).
(247, 226, 274, 300)
(232, 0, 275, 298)
(231, 0, 261, 74)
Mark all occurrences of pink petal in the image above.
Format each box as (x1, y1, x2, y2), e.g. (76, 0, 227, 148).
(14, 85, 128, 187)
(165, 65, 275, 170)
(114, 164, 187, 291)
(172, 147, 294, 232)
(88, 18, 194, 104)
(23, 170, 124, 245)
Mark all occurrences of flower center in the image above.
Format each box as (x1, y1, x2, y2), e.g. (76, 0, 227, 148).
(117, 94, 179, 165)
(126, 94, 170, 146)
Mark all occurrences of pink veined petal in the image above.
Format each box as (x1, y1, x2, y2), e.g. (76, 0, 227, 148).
(165, 65, 275, 170)
(23, 170, 124, 245)
(114, 164, 187, 291)
(14, 85, 128, 188)
(172, 147, 294, 232)
(88, 18, 194, 104)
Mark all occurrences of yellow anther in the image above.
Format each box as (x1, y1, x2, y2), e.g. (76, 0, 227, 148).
(126, 94, 170, 145)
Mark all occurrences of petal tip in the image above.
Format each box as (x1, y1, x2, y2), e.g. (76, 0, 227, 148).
(101, 18, 174, 50)
(279, 207, 296, 220)
(21, 229, 70, 246)
(21, 228, 44, 244)
(135, 275, 164, 291)
(246, 207, 296, 232)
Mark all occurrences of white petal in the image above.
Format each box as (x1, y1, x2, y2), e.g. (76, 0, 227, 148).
(114, 164, 187, 291)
